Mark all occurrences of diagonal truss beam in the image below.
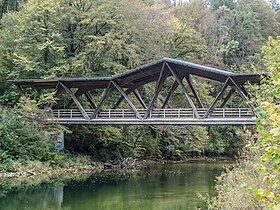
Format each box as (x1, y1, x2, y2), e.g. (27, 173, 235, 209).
(91, 82, 114, 119)
(185, 74, 204, 109)
(165, 63, 200, 118)
(112, 81, 142, 119)
(113, 74, 160, 109)
(229, 78, 258, 117)
(203, 78, 230, 118)
(220, 88, 235, 108)
(85, 91, 97, 109)
(144, 62, 168, 119)
(59, 82, 89, 120)
(66, 87, 93, 108)
(161, 75, 183, 109)
(133, 89, 147, 109)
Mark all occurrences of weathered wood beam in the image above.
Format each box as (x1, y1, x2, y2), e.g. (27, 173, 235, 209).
(185, 74, 204, 108)
(133, 89, 147, 109)
(85, 91, 97, 109)
(59, 82, 89, 120)
(113, 74, 160, 109)
(161, 76, 183, 109)
(165, 63, 200, 118)
(229, 78, 258, 117)
(66, 87, 93, 108)
(220, 88, 235, 108)
(91, 82, 114, 119)
(46, 82, 65, 109)
(240, 85, 248, 96)
(203, 78, 230, 118)
(112, 81, 142, 119)
(144, 63, 168, 119)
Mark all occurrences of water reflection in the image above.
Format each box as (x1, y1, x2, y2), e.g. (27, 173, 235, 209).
(0, 162, 226, 210)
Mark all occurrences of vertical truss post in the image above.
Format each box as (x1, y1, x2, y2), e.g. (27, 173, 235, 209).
(165, 63, 200, 118)
(185, 74, 204, 109)
(91, 82, 114, 119)
(203, 78, 230, 118)
(85, 91, 97, 109)
(144, 62, 168, 119)
(161, 75, 183, 109)
(133, 89, 147, 109)
(111, 81, 142, 119)
(59, 82, 89, 120)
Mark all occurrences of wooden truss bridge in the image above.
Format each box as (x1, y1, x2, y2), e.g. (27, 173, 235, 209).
(10, 58, 264, 125)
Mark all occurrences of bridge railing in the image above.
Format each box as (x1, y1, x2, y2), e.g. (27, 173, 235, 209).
(52, 108, 255, 120)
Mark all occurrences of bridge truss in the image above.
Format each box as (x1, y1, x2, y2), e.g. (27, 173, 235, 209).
(10, 58, 264, 125)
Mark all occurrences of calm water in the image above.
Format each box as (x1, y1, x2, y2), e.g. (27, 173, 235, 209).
(0, 162, 226, 210)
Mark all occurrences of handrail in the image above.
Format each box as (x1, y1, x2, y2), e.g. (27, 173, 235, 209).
(51, 108, 255, 120)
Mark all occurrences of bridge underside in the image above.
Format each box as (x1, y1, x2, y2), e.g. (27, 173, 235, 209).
(10, 58, 264, 126)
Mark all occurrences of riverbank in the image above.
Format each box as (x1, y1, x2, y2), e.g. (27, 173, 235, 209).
(0, 156, 235, 178)
(0, 156, 236, 178)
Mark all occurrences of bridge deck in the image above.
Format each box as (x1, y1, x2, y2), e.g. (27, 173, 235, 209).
(49, 108, 257, 125)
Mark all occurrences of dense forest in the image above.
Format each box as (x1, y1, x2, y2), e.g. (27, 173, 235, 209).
(0, 0, 280, 208)
(0, 0, 279, 161)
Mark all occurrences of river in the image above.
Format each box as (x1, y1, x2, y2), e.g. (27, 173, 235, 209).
(0, 162, 226, 210)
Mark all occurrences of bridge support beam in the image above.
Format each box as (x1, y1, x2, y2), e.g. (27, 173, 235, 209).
(185, 74, 204, 109)
(112, 81, 142, 119)
(91, 82, 114, 119)
(220, 88, 235, 108)
(166, 63, 200, 118)
(85, 91, 97, 109)
(203, 78, 230, 118)
(59, 82, 89, 120)
(229, 78, 258, 117)
(161, 75, 183, 109)
(144, 62, 169, 119)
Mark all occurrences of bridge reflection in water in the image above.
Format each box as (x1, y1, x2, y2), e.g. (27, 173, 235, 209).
(10, 58, 264, 126)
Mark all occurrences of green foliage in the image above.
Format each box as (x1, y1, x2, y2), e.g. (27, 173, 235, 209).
(0, 108, 55, 171)
(249, 36, 280, 208)
(0, 0, 278, 166)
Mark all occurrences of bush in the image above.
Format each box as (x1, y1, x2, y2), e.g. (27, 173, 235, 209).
(0, 108, 54, 165)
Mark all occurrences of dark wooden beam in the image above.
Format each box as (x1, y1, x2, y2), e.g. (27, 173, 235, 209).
(91, 82, 114, 119)
(66, 87, 93, 108)
(161, 76, 183, 109)
(133, 89, 147, 109)
(185, 74, 204, 108)
(240, 85, 248, 96)
(112, 81, 142, 119)
(229, 78, 258, 117)
(59, 82, 89, 120)
(220, 88, 235, 108)
(144, 63, 168, 119)
(165, 63, 200, 118)
(203, 78, 230, 118)
(85, 91, 97, 109)
(113, 74, 160, 109)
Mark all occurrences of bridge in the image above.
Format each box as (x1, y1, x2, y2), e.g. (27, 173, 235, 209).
(10, 58, 264, 125)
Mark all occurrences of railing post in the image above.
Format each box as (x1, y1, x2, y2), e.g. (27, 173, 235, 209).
(163, 109, 166, 118)
(58, 110, 60, 119)
(192, 109, 195, 118)
(122, 109, 124, 118)
(178, 109, 180, 118)
(150, 110, 152, 118)
(109, 109, 111, 119)
(223, 109, 225, 118)
(239, 108, 241, 118)
(70, 109, 73, 118)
